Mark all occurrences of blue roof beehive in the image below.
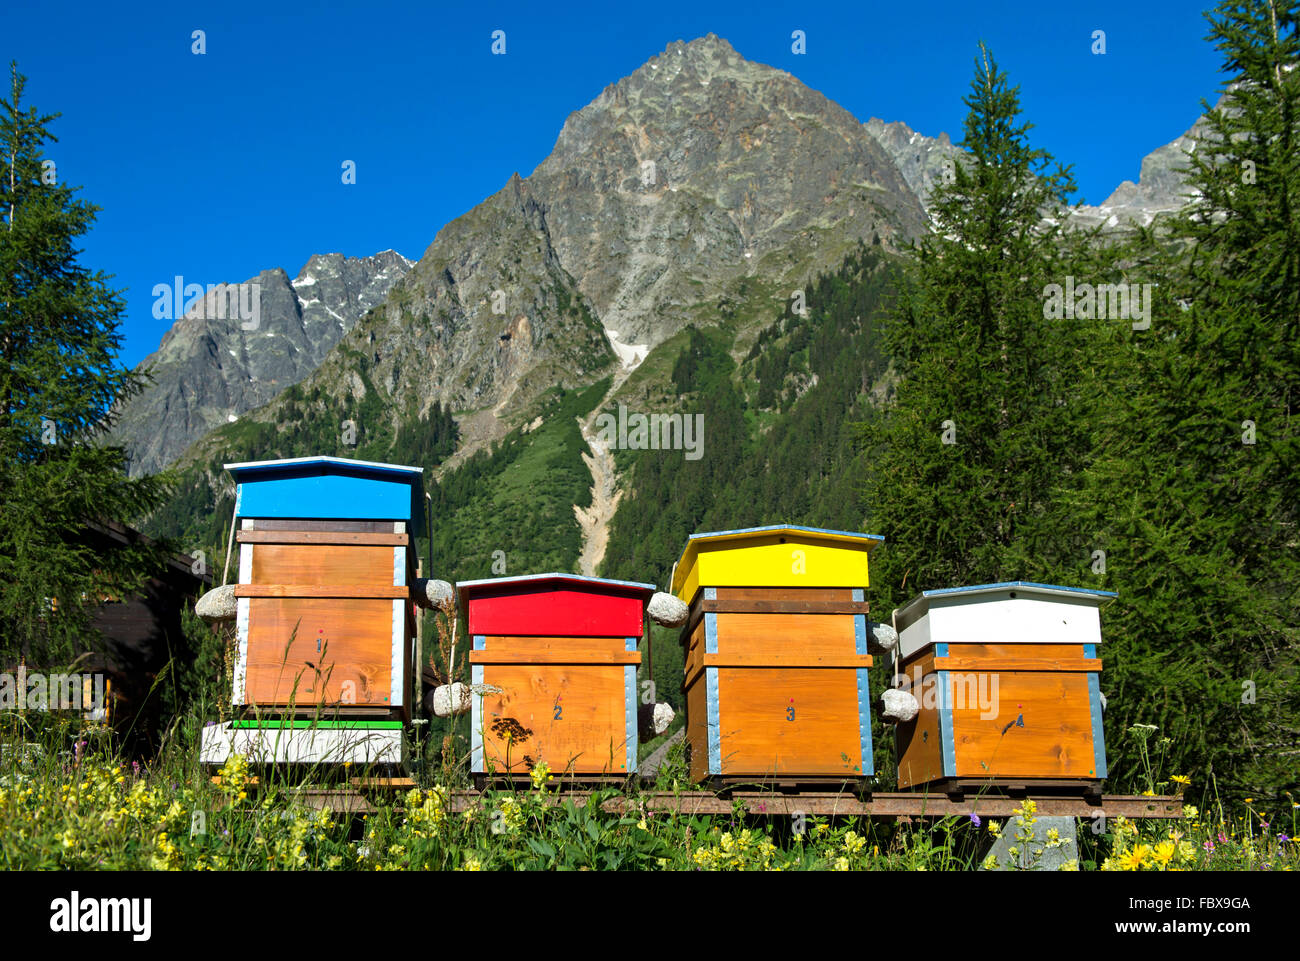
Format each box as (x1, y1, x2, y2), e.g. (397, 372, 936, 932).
(227, 455, 425, 532)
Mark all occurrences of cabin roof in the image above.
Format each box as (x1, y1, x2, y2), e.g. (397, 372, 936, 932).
(671, 524, 883, 594)
(457, 572, 657, 604)
(895, 581, 1117, 630)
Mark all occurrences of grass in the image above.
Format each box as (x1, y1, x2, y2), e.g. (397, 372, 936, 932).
(2, 712, 1295, 871)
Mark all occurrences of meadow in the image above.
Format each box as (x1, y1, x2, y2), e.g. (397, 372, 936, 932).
(2, 711, 1294, 872)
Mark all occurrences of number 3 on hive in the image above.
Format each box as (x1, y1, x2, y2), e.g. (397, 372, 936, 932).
(786, 705, 795, 722)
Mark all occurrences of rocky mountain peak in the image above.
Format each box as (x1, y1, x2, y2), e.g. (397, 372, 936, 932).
(530, 35, 926, 346)
(109, 250, 412, 476)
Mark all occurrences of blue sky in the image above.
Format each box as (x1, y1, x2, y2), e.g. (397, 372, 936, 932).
(7, 1, 1225, 368)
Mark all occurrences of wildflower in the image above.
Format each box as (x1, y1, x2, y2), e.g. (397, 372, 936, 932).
(1151, 841, 1176, 868)
(1059, 859, 1079, 871)
(843, 831, 866, 855)
(1170, 774, 1191, 786)
(529, 760, 553, 791)
(462, 858, 482, 871)
(1182, 804, 1199, 820)
(1123, 844, 1152, 871)
(982, 853, 999, 870)
(833, 856, 850, 872)
(987, 820, 1002, 837)
(969, 813, 981, 828)
(637, 819, 649, 831)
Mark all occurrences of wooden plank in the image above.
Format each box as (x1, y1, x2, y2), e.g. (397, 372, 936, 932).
(243, 597, 397, 708)
(469, 650, 640, 665)
(238, 530, 409, 545)
(933, 657, 1102, 672)
(684, 671, 710, 782)
(477, 636, 635, 656)
(476, 664, 632, 775)
(350, 777, 417, 788)
(249, 518, 403, 533)
(701, 599, 869, 615)
(235, 585, 409, 599)
(440, 791, 1184, 819)
(683, 629, 705, 679)
(685, 586, 859, 631)
(951, 671, 1100, 780)
(701, 654, 871, 668)
(714, 612, 858, 656)
(250, 544, 399, 589)
(711, 586, 858, 602)
(945, 642, 1094, 660)
(713, 667, 867, 777)
(896, 652, 945, 789)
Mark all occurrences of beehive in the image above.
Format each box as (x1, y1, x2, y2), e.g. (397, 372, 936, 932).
(460, 573, 656, 778)
(892, 581, 1115, 790)
(201, 456, 424, 766)
(670, 525, 883, 784)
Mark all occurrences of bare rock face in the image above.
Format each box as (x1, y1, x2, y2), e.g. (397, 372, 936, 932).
(867, 98, 1224, 232)
(647, 591, 689, 628)
(881, 687, 919, 724)
(864, 117, 963, 214)
(108, 251, 412, 477)
(527, 35, 927, 348)
(1070, 108, 1215, 229)
(195, 584, 237, 622)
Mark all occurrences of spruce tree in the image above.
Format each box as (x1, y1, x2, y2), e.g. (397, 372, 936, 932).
(856, 44, 1104, 612)
(0, 63, 171, 665)
(1067, 1, 1299, 799)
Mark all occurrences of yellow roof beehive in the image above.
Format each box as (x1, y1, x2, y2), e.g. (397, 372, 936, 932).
(671, 525, 884, 602)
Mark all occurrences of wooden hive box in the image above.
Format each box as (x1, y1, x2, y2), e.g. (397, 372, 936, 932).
(461, 573, 655, 779)
(203, 457, 425, 766)
(670, 525, 884, 785)
(892, 581, 1115, 791)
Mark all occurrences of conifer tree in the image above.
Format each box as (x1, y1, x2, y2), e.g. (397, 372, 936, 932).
(0, 63, 170, 665)
(1067, 1, 1300, 798)
(856, 44, 1104, 611)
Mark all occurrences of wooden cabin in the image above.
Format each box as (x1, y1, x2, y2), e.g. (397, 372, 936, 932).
(460, 573, 656, 780)
(670, 525, 883, 785)
(12, 520, 212, 747)
(892, 581, 1115, 791)
(200, 456, 425, 766)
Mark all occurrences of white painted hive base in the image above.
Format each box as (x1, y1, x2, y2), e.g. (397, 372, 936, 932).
(200, 722, 404, 766)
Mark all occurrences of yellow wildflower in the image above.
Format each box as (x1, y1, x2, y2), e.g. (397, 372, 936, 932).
(1151, 841, 1176, 868)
